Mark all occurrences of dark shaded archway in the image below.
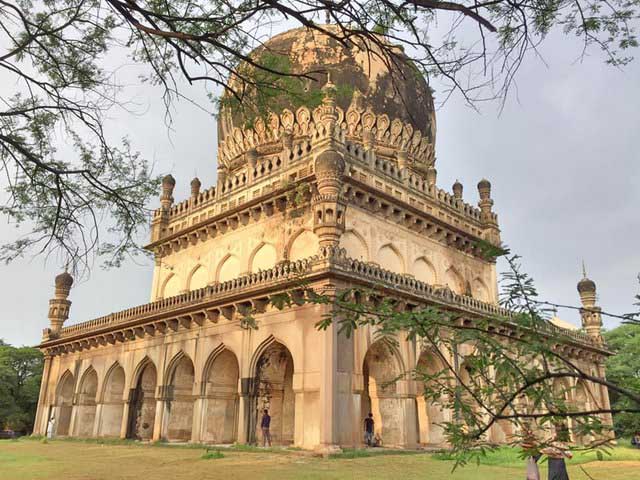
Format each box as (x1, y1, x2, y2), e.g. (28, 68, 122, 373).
(251, 341, 295, 445)
(163, 354, 195, 441)
(127, 360, 157, 440)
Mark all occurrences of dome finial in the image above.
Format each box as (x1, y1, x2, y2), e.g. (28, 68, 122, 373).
(582, 259, 587, 279)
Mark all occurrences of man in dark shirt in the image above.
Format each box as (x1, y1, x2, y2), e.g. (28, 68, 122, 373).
(364, 413, 374, 446)
(260, 409, 272, 447)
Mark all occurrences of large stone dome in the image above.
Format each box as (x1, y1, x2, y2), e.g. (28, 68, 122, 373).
(217, 26, 436, 147)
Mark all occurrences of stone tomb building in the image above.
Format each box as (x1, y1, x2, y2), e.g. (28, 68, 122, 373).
(34, 27, 612, 450)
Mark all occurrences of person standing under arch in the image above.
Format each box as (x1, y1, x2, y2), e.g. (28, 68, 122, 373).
(261, 409, 272, 447)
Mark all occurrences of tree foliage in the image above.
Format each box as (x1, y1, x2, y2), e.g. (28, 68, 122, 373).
(1, 0, 639, 268)
(269, 251, 640, 467)
(604, 323, 640, 437)
(0, 341, 43, 433)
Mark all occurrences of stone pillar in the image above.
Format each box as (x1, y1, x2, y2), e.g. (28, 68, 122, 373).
(318, 321, 337, 450)
(152, 387, 167, 441)
(33, 355, 53, 435)
(293, 388, 305, 447)
(191, 386, 204, 443)
(119, 400, 131, 439)
(92, 403, 103, 437)
(397, 379, 419, 448)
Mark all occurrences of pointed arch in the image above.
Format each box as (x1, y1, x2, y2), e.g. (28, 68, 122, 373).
(362, 338, 407, 447)
(377, 243, 405, 273)
(216, 253, 241, 283)
(99, 362, 126, 438)
(340, 229, 369, 261)
(130, 356, 156, 390)
(188, 264, 209, 291)
(412, 257, 437, 284)
(202, 346, 240, 444)
(286, 229, 319, 262)
(56, 369, 75, 402)
(163, 351, 196, 441)
(75, 366, 98, 437)
(126, 357, 157, 441)
(100, 361, 126, 403)
(250, 335, 295, 445)
(444, 267, 465, 295)
(54, 370, 75, 437)
(161, 273, 181, 298)
(248, 242, 278, 273)
(416, 348, 449, 445)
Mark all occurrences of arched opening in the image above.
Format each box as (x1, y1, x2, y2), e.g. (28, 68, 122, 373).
(250, 243, 278, 272)
(189, 265, 209, 291)
(202, 349, 239, 443)
(54, 371, 75, 436)
(473, 278, 491, 302)
(444, 267, 465, 295)
(164, 354, 195, 441)
(362, 340, 404, 447)
(100, 364, 125, 437)
(288, 230, 319, 262)
(253, 341, 295, 445)
(340, 230, 369, 261)
(412, 257, 437, 284)
(416, 350, 448, 445)
(218, 255, 241, 283)
(162, 274, 181, 298)
(75, 367, 98, 437)
(377, 244, 404, 273)
(127, 360, 157, 440)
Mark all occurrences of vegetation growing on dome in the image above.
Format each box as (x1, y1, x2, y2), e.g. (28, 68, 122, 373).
(218, 52, 354, 131)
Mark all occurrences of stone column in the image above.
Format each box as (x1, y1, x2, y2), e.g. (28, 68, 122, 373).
(152, 386, 167, 441)
(293, 388, 305, 447)
(119, 399, 131, 439)
(68, 395, 79, 437)
(191, 389, 205, 443)
(33, 355, 53, 435)
(317, 319, 340, 453)
(92, 403, 103, 437)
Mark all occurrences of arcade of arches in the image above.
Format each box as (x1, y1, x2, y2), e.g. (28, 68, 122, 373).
(45, 334, 606, 448)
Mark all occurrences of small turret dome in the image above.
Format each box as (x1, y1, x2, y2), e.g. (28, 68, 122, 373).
(577, 276, 596, 294)
(55, 271, 74, 291)
(162, 174, 176, 187)
(452, 180, 463, 198)
(314, 149, 345, 176)
(478, 178, 491, 190)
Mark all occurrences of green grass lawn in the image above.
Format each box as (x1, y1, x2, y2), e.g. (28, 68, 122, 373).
(0, 438, 638, 480)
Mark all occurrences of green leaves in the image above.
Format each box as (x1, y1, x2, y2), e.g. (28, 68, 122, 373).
(0, 342, 43, 432)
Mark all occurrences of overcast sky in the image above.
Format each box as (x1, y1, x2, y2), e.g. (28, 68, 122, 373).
(1, 28, 638, 347)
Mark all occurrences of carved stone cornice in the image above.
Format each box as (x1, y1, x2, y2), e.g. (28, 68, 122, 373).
(40, 248, 609, 361)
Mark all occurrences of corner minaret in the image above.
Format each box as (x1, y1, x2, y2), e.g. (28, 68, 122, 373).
(577, 265, 603, 341)
(151, 174, 176, 242)
(477, 178, 501, 245)
(48, 270, 74, 336)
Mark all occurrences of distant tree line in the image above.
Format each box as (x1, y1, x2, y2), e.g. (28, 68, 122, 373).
(0, 340, 43, 434)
